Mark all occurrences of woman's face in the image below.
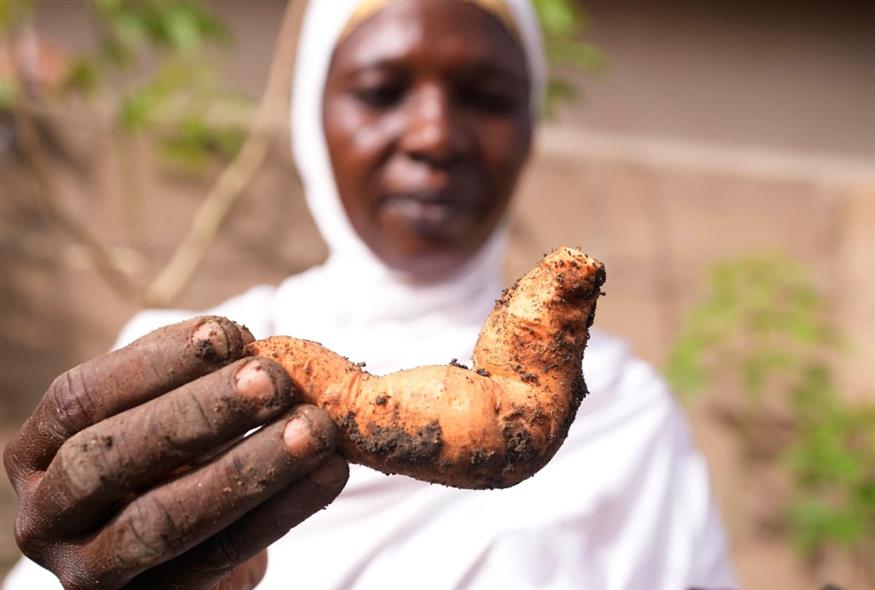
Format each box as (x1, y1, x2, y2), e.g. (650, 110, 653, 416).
(322, 1, 533, 279)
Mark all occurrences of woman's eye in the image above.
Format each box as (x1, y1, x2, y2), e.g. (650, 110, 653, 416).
(460, 87, 518, 115)
(353, 84, 405, 108)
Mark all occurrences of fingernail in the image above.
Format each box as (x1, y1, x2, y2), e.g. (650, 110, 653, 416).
(235, 359, 275, 403)
(308, 455, 349, 488)
(283, 415, 316, 455)
(191, 319, 229, 361)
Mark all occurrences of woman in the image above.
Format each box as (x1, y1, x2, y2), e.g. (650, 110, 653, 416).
(3, 1, 737, 588)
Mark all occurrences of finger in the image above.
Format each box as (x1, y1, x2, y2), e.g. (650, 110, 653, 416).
(32, 357, 294, 536)
(213, 552, 268, 590)
(130, 554, 269, 590)
(74, 405, 336, 589)
(6, 316, 254, 483)
(127, 455, 348, 590)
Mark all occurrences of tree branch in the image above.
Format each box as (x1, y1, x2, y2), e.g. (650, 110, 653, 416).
(10, 24, 139, 301)
(143, 0, 307, 307)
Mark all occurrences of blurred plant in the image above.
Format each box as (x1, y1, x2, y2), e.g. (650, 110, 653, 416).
(56, 0, 248, 172)
(667, 255, 838, 400)
(532, 0, 603, 116)
(1, 0, 305, 305)
(667, 254, 875, 577)
(2, 0, 246, 271)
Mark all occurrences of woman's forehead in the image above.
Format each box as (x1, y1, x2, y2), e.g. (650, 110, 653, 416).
(332, 1, 526, 76)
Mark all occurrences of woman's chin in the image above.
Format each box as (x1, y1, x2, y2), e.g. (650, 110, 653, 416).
(372, 235, 477, 283)
(350, 208, 495, 282)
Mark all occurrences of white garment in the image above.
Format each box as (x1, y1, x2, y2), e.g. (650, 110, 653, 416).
(3, 1, 737, 588)
(4, 282, 737, 589)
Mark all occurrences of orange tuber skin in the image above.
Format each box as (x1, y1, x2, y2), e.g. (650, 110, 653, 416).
(247, 247, 605, 489)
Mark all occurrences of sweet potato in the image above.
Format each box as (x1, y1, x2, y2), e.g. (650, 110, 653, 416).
(247, 246, 605, 489)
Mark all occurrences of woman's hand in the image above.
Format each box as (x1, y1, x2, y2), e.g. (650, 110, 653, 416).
(3, 316, 349, 589)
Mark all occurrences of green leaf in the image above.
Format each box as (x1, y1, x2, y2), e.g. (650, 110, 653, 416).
(667, 252, 875, 563)
(532, 0, 601, 116)
(62, 58, 101, 95)
(0, 77, 20, 109)
(788, 497, 863, 556)
(533, 0, 584, 37)
(1, 0, 34, 36)
(665, 335, 708, 398)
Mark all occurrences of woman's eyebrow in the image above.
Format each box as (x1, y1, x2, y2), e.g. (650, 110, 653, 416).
(339, 59, 407, 80)
(343, 56, 523, 77)
(458, 59, 527, 85)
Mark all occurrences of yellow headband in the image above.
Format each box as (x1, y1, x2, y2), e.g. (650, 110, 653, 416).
(340, 0, 521, 45)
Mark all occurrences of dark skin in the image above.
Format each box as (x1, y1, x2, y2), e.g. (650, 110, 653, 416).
(3, 2, 534, 589)
(3, 316, 349, 589)
(324, 0, 533, 280)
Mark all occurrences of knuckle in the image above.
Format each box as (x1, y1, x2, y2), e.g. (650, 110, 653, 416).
(14, 515, 101, 590)
(51, 429, 114, 506)
(2, 434, 17, 468)
(226, 453, 251, 490)
(114, 495, 181, 567)
(68, 496, 187, 587)
(13, 512, 41, 554)
(207, 531, 245, 570)
(184, 532, 251, 586)
(178, 390, 218, 435)
(57, 568, 98, 590)
(222, 452, 271, 498)
(3, 431, 25, 485)
(47, 367, 95, 436)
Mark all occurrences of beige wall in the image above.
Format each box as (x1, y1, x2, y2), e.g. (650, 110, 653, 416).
(511, 128, 874, 383)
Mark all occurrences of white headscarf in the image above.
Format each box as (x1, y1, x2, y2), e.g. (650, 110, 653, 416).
(276, 0, 547, 373)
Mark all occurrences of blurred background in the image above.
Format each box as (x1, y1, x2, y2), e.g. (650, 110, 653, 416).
(1, 0, 873, 587)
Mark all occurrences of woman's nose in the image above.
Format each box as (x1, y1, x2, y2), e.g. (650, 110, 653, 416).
(400, 85, 468, 167)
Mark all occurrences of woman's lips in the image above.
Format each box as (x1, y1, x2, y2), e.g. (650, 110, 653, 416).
(386, 198, 455, 224)
(380, 191, 478, 238)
